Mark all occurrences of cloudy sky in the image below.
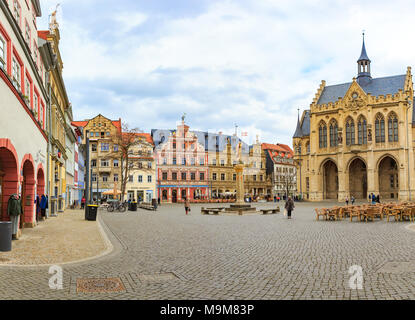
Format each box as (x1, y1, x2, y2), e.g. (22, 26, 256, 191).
(38, 0, 415, 146)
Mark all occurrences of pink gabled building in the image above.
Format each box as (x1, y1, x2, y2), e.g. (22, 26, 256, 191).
(153, 120, 209, 203)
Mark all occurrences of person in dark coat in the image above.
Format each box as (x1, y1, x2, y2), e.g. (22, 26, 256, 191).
(35, 195, 41, 222)
(285, 196, 295, 219)
(40, 194, 47, 218)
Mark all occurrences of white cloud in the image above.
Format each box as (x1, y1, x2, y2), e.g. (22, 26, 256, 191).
(38, 0, 415, 146)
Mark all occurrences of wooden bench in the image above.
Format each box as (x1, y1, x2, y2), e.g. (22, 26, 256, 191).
(139, 204, 156, 211)
(206, 207, 225, 212)
(201, 207, 221, 215)
(260, 208, 280, 215)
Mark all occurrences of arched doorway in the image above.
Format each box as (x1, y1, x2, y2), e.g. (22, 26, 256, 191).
(162, 189, 168, 201)
(0, 141, 19, 221)
(36, 167, 45, 222)
(37, 167, 45, 197)
(349, 158, 367, 199)
(181, 189, 186, 200)
(322, 160, 338, 199)
(378, 156, 399, 199)
(21, 158, 35, 228)
(172, 189, 177, 203)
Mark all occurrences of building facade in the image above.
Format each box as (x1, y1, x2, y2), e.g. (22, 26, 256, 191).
(152, 120, 209, 203)
(125, 133, 156, 203)
(205, 132, 249, 199)
(244, 139, 272, 199)
(39, 12, 69, 214)
(72, 114, 122, 200)
(293, 37, 414, 201)
(0, 0, 48, 233)
(73, 124, 85, 206)
(263, 143, 296, 198)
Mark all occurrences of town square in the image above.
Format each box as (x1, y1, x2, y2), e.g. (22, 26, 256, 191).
(0, 0, 415, 304)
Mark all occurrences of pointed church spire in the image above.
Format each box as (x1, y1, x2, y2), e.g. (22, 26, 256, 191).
(293, 108, 303, 138)
(357, 31, 371, 84)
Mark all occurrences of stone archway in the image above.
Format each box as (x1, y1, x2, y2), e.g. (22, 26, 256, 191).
(322, 160, 338, 199)
(0, 140, 19, 221)
(349, 158, 367, 199)
(21, 156, 36, 227)
(378, 156, 399, 200)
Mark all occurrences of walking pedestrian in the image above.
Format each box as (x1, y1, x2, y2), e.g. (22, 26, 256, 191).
(284, 196, 295, 219)
(184, 197, 190, 215)
(81, 196, 86, 209)
(371, 193, 376, 205)
(345, 196, 349, 206)
(376, 194, 380, 203)
(351, 196, 355, 205)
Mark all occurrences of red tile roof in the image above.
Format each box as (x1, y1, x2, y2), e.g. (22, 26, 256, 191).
(122, 132, 154, 145)
(38, 30, 49, 40)
(71, 119, 122, 132)
(262, 143, 294, 162)
(71, 121, 88, 127)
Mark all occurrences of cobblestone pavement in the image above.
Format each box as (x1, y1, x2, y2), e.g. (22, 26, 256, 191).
(0, 210, 110, 266)
(0, 201, 414, 300)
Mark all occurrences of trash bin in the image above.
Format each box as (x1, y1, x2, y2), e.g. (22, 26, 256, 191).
(86, 205, 98, 221)
(131, 202, 137, 211)
(0, 221, 12, 252)
(151, 199, 158, 210)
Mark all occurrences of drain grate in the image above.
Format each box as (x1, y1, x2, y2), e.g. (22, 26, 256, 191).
(76, 278, 126, 293)
(377, 261, 415, 274)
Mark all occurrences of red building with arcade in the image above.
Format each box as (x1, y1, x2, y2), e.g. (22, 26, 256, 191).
(0, 1, 51, 236)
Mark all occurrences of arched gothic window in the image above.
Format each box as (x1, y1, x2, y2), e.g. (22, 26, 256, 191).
(388, 112, 398, 142)
(357, 116, 367, 145)
(375, 113, 385, 143)
(329, 120, 338, 147)
(319, 121, 327, 148)
(345, 118, 355, 146)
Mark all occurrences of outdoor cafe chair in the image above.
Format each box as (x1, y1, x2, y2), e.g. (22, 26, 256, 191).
(385, 207, 401, 222)
(315, 208, 328, 221)
(401, 207, 414, 222)
(327, 208, 338, 221)
(362, 207, 376, 222)
(349, 208, 362, 222)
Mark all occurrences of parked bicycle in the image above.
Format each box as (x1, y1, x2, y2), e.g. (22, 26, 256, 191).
(107, 200, 127, 212)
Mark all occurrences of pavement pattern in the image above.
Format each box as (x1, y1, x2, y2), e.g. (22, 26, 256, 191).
(0, 210, 109, 266)
(0, 201, 414, 300)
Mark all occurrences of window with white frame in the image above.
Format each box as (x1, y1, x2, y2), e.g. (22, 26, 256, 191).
(34, 94, 38, 115)
(12, 58, 21, 91)
(13, 1, 20, 26)
(148, 162, 152, 169)
(39, 103, 43, 125)
(33, 46, 38, 66)
(101, 159, 109, 167)
(25, 22, 30, 47)
(114, 174, 119, 182)
(138, 175, 143, 183)
(147, 175, 152, 183)
(25, 79, 31, 105)
(0, 35, 6, 70)
(102, 174, 109, 182)
(113, 159, 119, 167)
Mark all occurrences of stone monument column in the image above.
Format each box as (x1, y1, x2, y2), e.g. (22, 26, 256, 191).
(235, 164, 245, 204)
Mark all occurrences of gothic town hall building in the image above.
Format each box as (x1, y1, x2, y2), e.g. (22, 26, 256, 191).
(293, 37, 414, 202)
